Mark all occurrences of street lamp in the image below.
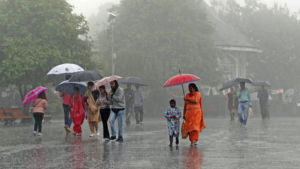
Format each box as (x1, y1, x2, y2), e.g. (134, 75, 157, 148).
(107, 12, 117, 75)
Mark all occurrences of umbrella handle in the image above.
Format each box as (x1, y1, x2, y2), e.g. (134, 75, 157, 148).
(179, 70, 185, 96)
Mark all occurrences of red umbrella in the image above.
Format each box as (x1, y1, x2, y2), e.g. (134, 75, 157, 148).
(163, 70, 200, 95)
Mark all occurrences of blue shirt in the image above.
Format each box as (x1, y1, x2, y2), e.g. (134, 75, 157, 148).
(236, 88, 252, 105)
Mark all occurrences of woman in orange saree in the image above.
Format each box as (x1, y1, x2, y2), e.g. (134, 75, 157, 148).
(183, 83, 206, 146)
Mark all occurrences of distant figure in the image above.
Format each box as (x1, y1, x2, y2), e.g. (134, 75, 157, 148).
(236, 82, 252, 126)
(97, 85, 111, 141)
(70, 87, 86, 136)
(266, 94, 272, 119)
(32, 91, 48, 136)
(164, 99, 181, 146)
(257, 86, 269, 120)
(133, 85, 144, 125)
(85, 82, 100, 137)
(124, 84, 134, 125)
(183, 83, 206, 146)
(109, 80, 126, 142)
(226, 88, 235, 121)
(234, 86, 239, 111)
(59, 75, 72, 133)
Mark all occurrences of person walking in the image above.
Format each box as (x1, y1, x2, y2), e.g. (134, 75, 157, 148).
(124, 84, 134, 125)
(236, 82, 252, 126)
(70, 87, 86, 136)
(59, 75, 72, 133)
(133, 85, 144, 125)
(85, 82, 100, 137)
(164, 99, 181, 146)
(226, 88, 235, 121)
(183, 83, 206, 146)
(109, 80, 126, 142)
(32, 91, 48, 136)
(257, 86, 269, 120)
(97, 85, 111, 141)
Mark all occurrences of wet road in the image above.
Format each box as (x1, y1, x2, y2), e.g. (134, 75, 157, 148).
(0, 117, 299, 169)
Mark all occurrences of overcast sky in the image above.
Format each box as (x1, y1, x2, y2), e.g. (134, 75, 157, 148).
(67, 0, 300, 19)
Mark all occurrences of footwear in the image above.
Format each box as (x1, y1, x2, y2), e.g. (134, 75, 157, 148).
(105, 138, 110, 141)
(76, 133, 82, 137)
(193, 141, 197, 146)
(110, 136, 116, 140)
(140, 122, 143, 125)
(33, 131, 37, 136)
(116, 137, 123, 142)
(38, 133, 43, 136)
(96, 131, 100, 136)
(90, 134, 95, 137)
(169, 143, 172, 147)
(64, 125, 68, 132)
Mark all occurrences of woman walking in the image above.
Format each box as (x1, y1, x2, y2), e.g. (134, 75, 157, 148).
(85, 82, 100, 137)
(70, 87, 86, 136)
(183, 83, 206, 146)
(109, 80, 126, 142)
(32, 91, 48, 136)
(97, 85, 111, 141)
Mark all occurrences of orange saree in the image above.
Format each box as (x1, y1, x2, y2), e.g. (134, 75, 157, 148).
(184, 91, 206, 141)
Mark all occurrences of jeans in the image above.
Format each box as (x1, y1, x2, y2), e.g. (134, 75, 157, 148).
(33, 113, 44, 133)
(134, 106, 144, 124)
(110, 109, 125, 138)
(238, 102, 249, 125)
(100, 108, 110, 139)
(63, 104, 72, 128)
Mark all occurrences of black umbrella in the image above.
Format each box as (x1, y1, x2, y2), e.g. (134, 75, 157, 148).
(218, 78, 239, 91)
(68, 70, 103, 82)
(234, 77, 253, 83)
(119, 76, 147, 86)
(251, 81, 271, 87)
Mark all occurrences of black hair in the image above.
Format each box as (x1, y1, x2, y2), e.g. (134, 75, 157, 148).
(66, 75, 72, 80)
(111, 80, 119, 93)
(169, 100, 176, 104)
(99, 85, 107, 93)
(74, 86, 80, 92)
(189, 83, 199, 92)
(87, 81, 94, 87)
(37, 91, 47, 100)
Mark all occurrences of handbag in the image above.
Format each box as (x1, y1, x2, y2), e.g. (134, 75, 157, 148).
(181, 120, 188, 139)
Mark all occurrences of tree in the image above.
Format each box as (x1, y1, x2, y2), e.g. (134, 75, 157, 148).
(214, 0, 300, 88)
(96, 0, 221, 86)
(0, 0, 102, 109)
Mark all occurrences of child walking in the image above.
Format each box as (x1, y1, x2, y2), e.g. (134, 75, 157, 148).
(164, 99, 182, 146)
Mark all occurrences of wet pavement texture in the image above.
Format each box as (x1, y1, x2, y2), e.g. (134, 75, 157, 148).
(0, 117, 299, 169)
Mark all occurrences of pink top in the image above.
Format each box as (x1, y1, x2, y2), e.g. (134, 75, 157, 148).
(60, 92, 72, 105)
(32, 98, 48, 113)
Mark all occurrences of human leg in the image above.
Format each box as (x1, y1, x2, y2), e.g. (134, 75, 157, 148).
(110, 111, 117, 137)
(117, 109, 125, 138)
(134, 107, 139, 124)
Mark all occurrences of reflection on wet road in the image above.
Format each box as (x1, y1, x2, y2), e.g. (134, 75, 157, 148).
(0, 118, 299, 168)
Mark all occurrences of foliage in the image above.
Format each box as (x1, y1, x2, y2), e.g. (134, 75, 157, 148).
(213, 0, 300, 88)
(0, 0, 102, 103)
(96, 0, 221, 86)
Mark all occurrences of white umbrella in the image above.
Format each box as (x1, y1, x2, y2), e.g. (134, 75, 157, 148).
(47, 63, 84, 75)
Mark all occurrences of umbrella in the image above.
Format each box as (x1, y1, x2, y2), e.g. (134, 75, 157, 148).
(22, 86, 48, 105)
(163, 70, 200, 95)
(56, 81, 87, 96)
(95, 75, 122, 88)
(218, 79, 239, 91)
(68, 71, 103, 82)
(47, 63, 84, 75)
(234, 77, 253, 83)
(251, 81, 271, 87)
(119, 76, 147, 86)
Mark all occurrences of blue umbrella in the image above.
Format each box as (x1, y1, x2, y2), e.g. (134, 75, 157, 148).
(56, 81, 87, 96)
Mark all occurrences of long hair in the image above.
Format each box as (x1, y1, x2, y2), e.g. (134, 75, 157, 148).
(99, 85, 107, 94)
(189, 83, 199, 92)
(37, 91, 47, 100)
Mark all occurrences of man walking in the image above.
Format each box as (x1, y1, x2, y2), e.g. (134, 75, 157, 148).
(124, 84, 134, 125)
(236, 82, 251, 126)
(257, 86, 269, 120)
(133, 85, 144, 125)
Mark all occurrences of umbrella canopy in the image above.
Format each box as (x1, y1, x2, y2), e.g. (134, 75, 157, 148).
(119, 76, 147, 86)
(68, 71, 103, 82)
(47, 63, 84, 75)
(251, 81, 271, 87)
(219, 79, 239, 91)
(163, 74, 200, 87)
(234, 77, 253, 83)
(56, 81, 87, 96)
(22, 86, 48, 105)
(95, 75, 122, 88)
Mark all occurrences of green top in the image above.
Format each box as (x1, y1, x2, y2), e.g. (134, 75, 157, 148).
(236, 88, 252, 105)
